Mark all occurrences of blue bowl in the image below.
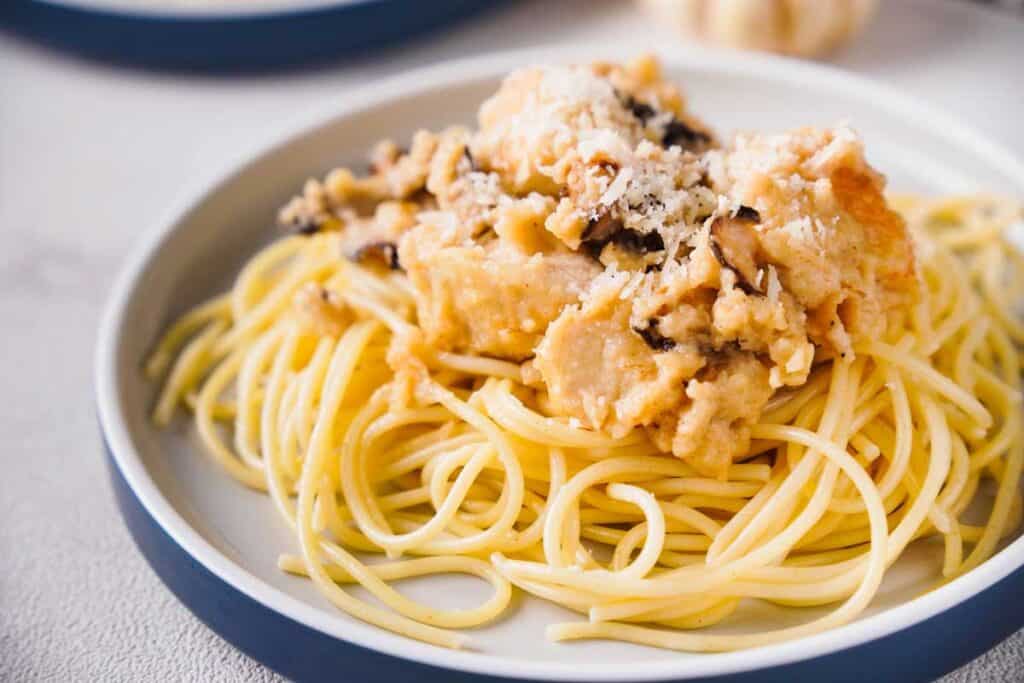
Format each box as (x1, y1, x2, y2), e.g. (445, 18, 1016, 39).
(1, 0, 506, 69)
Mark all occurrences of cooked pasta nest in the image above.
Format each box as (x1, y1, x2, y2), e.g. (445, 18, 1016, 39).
(147, 194, 1024, 652)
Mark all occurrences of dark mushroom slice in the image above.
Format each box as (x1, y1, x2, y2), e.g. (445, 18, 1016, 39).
(735, 205, 761, 222)
(709, 211, 764, 295)
(611, 228, 664, 254)
(617, 91, 712, 152)
(581, 240, 608, 261)
(582, 210, 623, 242)
(698, 339, 741, 360)
(294, 219, 320, 236)
(622, 95, 657, 125)
(283, 212, 343, 236)
(580, 210, 625, 259)
(472, 224, 498, 242)
(632, 318, 676, 352)
(351, 241, 402, 271)
(661, 118, 713, 151)
(581, 216, 666, 262)
(462, 145, 478, 171)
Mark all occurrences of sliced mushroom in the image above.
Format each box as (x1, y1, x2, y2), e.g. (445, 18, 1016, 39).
(613, 228, 664, 253)
(632, 318, 676, 351)
(616, 90, 710, 152)
(735, 205, 761, 222)
(662, 118, 712, 151)
(285, 214, 342, 236)
(580, 210, 624, 259)
(697, 340, 742, 368)
(710, 210, 763, 294)
(293, 219, 320, 236)
(582, 220, 666, 262)
(622, 95, 657, 124)
(582, 210, 623, 243)
(462, 145, 477, 172)
(351, 241, 401, 270)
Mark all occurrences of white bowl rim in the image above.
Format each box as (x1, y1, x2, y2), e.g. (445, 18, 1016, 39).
(95, 43, 1024, 682)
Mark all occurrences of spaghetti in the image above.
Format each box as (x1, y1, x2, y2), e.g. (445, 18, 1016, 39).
(146, 192, 1024, 652)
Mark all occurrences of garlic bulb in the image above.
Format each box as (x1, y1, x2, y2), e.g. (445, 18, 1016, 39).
(638, 0, 879, 57)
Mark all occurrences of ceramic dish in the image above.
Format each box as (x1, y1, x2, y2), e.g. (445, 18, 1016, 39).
(95, 45, 1024, 683)
(2, 0, 501, 68)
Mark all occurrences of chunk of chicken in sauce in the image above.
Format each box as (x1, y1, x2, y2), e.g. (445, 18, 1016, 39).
(534, 273, 703, 437)
(277, 58, 919, 478)
(399, 226, 600, 360)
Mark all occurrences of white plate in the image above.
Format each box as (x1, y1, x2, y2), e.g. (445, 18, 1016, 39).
(96, 45, 1024, 682)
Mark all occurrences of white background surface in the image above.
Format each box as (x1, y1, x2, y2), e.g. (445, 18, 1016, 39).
(1, 1, 1022, 681)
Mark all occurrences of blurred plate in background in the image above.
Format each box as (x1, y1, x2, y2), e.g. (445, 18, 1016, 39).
(1, 0, 506, 69)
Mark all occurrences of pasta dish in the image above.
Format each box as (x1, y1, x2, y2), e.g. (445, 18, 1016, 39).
(147, 56, 1024, 652)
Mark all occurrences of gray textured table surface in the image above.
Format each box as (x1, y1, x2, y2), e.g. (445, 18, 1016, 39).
(2, 1, 1023, 681)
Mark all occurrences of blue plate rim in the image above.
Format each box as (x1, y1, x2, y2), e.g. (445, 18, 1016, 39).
(3, 0, 508, 69)
(31, 0, 407, 23)
(94, 44, 1024, 682)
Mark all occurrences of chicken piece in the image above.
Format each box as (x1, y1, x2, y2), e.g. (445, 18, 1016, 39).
(704, 125, 918, 355)
(710, 281, 815, 388)
(709, 208, 762, 292)
(534, 270, 776, 478)
(475, 58, 679, 195)
(278, 128, 456, 235)
(336, 200, 421, 268)
(648, 353, 773, 477)
(279, 59, 919, 481)
(474, 57, 713, 249)
(399, 226, 600, 360)
(522, 122, 913, 475)
(534, 273, 704, 436)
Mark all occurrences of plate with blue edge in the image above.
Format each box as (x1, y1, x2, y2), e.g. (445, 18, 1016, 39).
(2, 0, 507, 69)
(95, 44, 1024, 683)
